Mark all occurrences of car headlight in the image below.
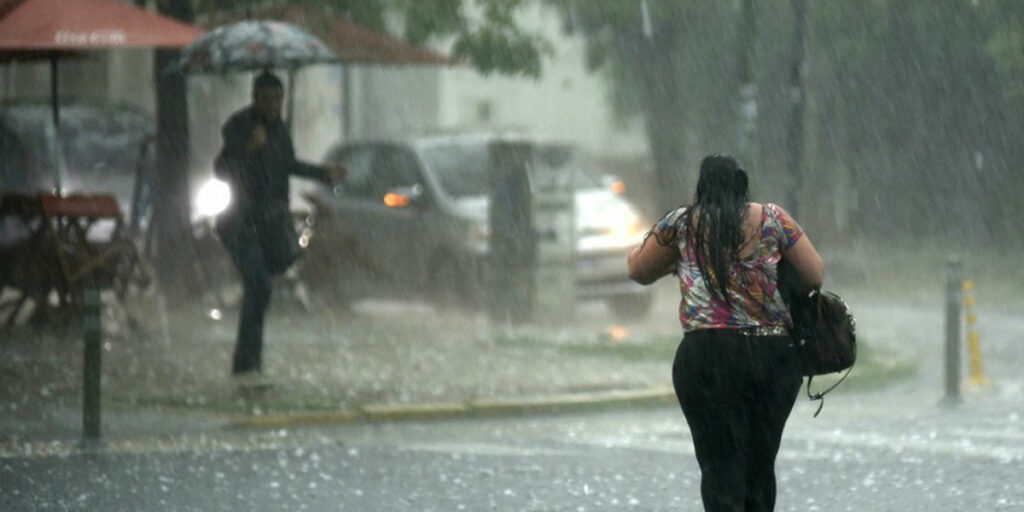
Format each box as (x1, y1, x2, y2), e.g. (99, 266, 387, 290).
(195, 178, 231, 218)
(605, 213, 644, 240)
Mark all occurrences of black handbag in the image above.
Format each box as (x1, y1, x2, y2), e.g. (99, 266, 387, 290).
(790, 289, 857, 376)
(778, 260, 857, 416)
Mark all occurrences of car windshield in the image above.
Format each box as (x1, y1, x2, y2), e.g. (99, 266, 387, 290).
(416, 141, 491, 198)
(416, 140, 600, 199)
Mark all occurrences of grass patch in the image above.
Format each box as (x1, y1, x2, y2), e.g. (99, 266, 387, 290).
(806, 340, 917, 392)
(497, 332, 915, 392)
(495, 332, 677, 362)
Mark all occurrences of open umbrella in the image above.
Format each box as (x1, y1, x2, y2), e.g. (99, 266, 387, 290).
(168, 20, 339, 132)
(200, 4, 451, 136)
(170, 20, 339, 74)
(0, 0, 204, 191)
(202, 4, 450, 66)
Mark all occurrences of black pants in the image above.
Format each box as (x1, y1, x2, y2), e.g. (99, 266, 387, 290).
(221, 227, 273, 375)
(672, 329, 803, 512)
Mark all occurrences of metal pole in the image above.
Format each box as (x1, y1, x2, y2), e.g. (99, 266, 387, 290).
(50, 56, 59, 136)
(286, 68, 297, 135)
(943, 257, 962, 405)
(736, 0, 758, 164)
(487, 142, 536, 323)
(82, 286, 102, 441)
(50, 55, 64, 193)
(786, 0, 807, 218)
(963, 279, 990, 387)
(342, 66, 352, 139)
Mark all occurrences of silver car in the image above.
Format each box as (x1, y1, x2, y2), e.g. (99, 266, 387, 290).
(301, 134, 652, 318)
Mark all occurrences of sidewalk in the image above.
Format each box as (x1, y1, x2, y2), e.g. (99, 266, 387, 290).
(0, 280, 685, 445)
(5, 277, 1018, 450)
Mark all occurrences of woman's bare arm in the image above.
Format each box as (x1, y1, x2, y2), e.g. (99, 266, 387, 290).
(783, 235, 825, 288)
(627, 235, 678, 285)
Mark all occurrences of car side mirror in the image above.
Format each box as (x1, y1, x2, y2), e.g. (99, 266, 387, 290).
(382, 184, 424, 208)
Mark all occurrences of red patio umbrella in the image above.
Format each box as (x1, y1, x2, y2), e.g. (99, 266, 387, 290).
(0, 0, 204, 190)
(0, 0, 202, 50)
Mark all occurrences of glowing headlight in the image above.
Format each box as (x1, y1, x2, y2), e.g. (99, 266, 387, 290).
(606, 213, 643, 240)
(196, 178, 231, 218)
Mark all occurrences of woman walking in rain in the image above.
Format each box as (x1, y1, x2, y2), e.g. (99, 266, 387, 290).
(627, 154, 824, 511)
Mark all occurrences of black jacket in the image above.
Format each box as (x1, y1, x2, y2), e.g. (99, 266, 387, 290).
(214, 106, 328, 233)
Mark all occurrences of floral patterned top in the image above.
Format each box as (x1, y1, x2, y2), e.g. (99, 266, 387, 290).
(651, 203, 804, 332)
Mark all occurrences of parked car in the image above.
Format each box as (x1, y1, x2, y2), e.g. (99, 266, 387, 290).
(300, 134, 652, 318)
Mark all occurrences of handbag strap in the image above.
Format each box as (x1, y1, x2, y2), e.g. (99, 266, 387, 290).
(806, 289, 856, 417)
(806, 364, 854, 417)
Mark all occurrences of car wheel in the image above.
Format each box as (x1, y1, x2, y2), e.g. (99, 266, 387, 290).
(607, 292, 653, 321)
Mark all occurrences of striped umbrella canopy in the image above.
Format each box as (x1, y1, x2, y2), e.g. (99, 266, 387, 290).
(171, 20, 338, 73)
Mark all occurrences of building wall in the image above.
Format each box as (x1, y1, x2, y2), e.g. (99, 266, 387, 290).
(348, 66, 441, 141)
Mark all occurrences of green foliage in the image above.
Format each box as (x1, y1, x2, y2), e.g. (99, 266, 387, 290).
(987, 28, 1024, 103)
(452, 25, 549, 77)
(400, 0, 464, 45)
(319, 0, 388, 31)
(194, 0, 387, 30)
(544, 0, 653, 121)
(978, 0, 1024, 108)
(448, 0, 552, 78)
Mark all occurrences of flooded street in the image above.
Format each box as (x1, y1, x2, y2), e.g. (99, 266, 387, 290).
(1, 400, 1021, 511)
(3, 277, 1023, 510)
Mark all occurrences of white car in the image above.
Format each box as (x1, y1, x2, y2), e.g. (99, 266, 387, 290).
(301, 134, 653, 318)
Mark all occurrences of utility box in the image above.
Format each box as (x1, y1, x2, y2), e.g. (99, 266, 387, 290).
(487, 141, 536, 323)
(530, 143, 576, 323)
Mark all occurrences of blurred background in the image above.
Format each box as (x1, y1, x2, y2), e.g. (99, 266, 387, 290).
(3, 0, 1023, 305)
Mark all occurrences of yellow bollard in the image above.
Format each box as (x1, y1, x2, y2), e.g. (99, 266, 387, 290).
(963, 280, 990, 387)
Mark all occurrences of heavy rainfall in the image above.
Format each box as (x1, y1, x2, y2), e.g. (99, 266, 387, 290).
(1, 1, 1023, 511)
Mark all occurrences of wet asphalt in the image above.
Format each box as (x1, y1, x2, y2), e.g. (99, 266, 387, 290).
(2, 276, 1023, 510)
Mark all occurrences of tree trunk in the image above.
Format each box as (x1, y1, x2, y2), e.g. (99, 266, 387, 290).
(619, 29, 689, 214)
(641, 58, 688, 212)
(785, 0, 807, 219)
(736, 0, 758, 166)
(152, 0, 196, 299)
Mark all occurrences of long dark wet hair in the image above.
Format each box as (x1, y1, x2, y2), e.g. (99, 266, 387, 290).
(679, 155, 750, 303)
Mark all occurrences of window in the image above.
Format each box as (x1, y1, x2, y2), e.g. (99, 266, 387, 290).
(370, 147, 422, 199)
(334, 146, 376, 199)
(417, 141, 491, 199)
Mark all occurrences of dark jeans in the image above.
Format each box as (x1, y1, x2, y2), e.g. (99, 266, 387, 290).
(672, 329, 803, 512)
(221, 227, 273, 375)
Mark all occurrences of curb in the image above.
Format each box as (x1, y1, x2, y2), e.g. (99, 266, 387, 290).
(226, 387, 677, 429)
